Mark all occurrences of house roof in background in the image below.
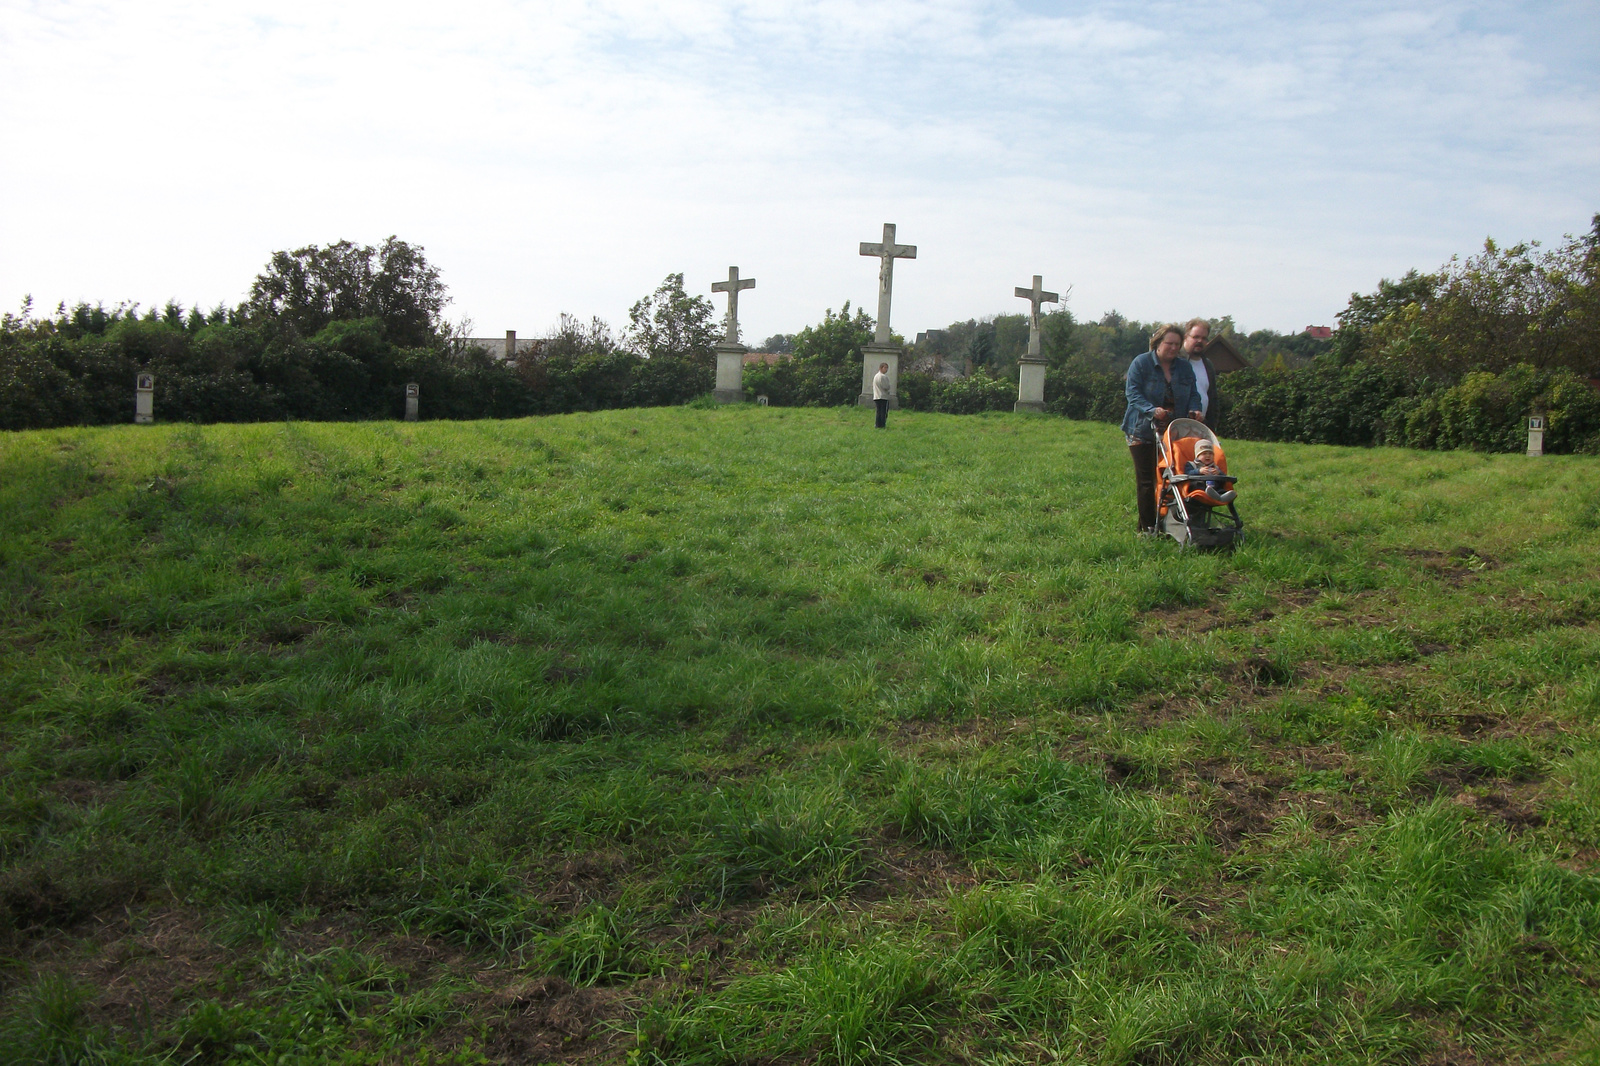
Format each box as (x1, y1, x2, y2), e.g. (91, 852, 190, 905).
(1205, 335, 1250, 374)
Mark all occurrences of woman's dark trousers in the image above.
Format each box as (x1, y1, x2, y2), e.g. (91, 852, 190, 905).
(875, 399, 888, 428)
(1129, 440, 1158, 532)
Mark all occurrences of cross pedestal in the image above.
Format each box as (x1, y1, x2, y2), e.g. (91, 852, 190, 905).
(1013, 274, 1058, 413)
(134, 373, 155, 424)
(860, 344, 901, 410)
(1016, 361, 1047, 413)
(714, 342, 747, 404)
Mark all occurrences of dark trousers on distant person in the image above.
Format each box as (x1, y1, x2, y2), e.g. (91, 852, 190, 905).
(875, 399, 888, 428)
(1129, 439, 1158, 532)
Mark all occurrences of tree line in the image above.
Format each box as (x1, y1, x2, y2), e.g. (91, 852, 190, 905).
(0, 239, 720, 431)
(884, 216, 1600, 453)
(4, 220, 1598, 452)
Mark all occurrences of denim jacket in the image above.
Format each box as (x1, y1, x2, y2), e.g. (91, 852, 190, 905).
(1121, 351, 1199, 442)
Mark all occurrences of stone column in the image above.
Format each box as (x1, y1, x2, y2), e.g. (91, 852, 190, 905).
(1528, 414, 1545, 456)
(134, 372, 155, 424)
(505, 330, 517, 360)
(714, 343, 747, 404)
(404, 383, 419, 422)
(860, 344, 901, 410)
(1016, 359, 1047, 412)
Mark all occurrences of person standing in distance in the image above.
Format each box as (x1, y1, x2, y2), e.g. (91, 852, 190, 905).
(873, 362, 891, 428)
(1182, 318, 1220, 428)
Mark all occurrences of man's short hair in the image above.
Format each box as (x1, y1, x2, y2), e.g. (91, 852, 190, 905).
(1150, 324, 1183, 350)
(1183, 317, 1212, 339)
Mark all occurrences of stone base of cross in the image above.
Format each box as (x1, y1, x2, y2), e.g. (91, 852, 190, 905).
(858, 343, 902, 410)
(714, 341, 748, 404)
(1015, 360, 1047, 413)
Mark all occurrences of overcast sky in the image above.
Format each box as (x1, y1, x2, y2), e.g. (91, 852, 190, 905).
(3, 1, 1596, 344)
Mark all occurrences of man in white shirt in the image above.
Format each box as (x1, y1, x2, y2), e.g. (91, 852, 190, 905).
(872, 362, 891, 428)
(1182, 318, 1219, 428)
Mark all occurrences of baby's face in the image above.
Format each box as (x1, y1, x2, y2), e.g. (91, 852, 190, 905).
(1195, 446, 1214, 464)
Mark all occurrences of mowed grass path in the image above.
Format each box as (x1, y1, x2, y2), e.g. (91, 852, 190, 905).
(1, 406, 1598, 1065)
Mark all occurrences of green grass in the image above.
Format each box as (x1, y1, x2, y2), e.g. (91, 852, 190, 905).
(1, 405, 1597, 1064)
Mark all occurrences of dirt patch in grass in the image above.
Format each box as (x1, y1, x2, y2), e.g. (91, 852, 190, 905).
(856, 842, 982, 902)
(8, 907, 508, 1054)
(1191, 759, 1289, 848)
(1145, 603, 1233, 636)
(1397, 547, 1499, 585)
(473, 974, 638, 1064)
(44, 778, 124, 807)
(12, 909, 228, 1036)
(1448, 783, 1547, 834)
(530, 851, 635, 912)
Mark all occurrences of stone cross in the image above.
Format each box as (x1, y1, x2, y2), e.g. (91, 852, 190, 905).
(711, 266, 756, 345)
(1014, 275, 1059, 359)
(1013, 275, 1058, 413)
(859, 223, 916, 345)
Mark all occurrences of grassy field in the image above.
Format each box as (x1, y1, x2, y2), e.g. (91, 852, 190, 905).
(1, 405, 1597, 1065)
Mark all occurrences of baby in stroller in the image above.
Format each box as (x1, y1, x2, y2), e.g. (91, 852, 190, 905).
(1184, 439, 1235, 504)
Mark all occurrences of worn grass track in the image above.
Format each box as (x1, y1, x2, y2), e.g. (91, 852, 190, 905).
(1, 406, 1598, 1065)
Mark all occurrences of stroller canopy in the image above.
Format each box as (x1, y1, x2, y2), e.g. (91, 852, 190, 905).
(1162, 418, 1216, 448)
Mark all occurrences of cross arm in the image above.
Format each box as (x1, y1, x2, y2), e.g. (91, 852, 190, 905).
(861, 243, 918, 259)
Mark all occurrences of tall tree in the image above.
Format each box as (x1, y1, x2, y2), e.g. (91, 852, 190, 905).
(626, 274, 718, 363)
(246, 236, 448, 347)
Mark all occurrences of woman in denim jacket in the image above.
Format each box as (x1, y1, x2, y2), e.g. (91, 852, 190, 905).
(1122, 324, 1201, 533)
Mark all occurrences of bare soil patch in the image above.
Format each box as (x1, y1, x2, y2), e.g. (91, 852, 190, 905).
(474, 975, 638, 1064)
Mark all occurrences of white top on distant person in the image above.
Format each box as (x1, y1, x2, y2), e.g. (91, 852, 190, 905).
(1182, 318, 1217, 426)
(872, 364, 890, 401)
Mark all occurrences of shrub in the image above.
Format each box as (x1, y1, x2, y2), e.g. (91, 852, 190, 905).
(898, 369, 1015, 414)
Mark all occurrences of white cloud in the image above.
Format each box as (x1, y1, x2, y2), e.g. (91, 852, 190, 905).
(1, 0, 1594, 340)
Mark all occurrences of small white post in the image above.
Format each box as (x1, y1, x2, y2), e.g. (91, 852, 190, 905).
(134, 372, 155, 424)
(1527, 414, 1545, 456)
(404, 382, 419, 422)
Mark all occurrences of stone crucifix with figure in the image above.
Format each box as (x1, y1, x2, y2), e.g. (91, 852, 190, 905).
(711, 266, 756, 404)
(858, 223, 916, 408)
(1013, 274, 1059, 412)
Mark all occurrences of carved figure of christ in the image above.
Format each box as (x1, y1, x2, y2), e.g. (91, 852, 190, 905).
(711, 266, 756, 345)
(859, 223, 917, 345)
(1014, 275, 1059, 358)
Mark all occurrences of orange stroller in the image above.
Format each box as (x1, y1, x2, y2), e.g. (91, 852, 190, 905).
(1155, 418, 1243, 548)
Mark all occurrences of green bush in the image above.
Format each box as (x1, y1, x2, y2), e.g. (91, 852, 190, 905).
(898, 369, 1015, 414)
(1221, 360, 1600, 453)
(1045, 361, 1124, 422)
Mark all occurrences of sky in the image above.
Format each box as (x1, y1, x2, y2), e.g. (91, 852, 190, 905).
(2, 1, 1597, 345)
